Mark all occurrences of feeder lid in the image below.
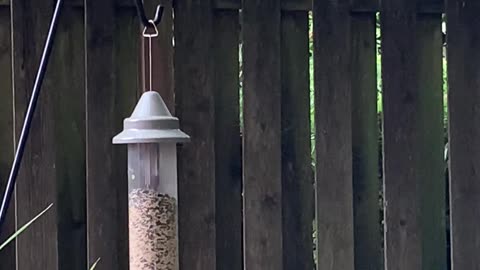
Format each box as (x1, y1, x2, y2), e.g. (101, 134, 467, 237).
(113, 91, 190, 144)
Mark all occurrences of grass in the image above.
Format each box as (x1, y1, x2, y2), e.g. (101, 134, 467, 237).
(0, 203, 99, 270)
(0, 203, 53, 251)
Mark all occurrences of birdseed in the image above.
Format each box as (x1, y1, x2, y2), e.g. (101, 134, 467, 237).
(129, 189, 178, 270)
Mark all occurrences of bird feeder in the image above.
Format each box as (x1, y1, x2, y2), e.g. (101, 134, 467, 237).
(113, 91, 189, 270)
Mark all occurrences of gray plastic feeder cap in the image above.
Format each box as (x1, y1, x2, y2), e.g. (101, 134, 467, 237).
(113, 91, 190, 144)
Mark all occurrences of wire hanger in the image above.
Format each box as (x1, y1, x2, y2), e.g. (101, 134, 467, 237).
(134, 0, 164, 28)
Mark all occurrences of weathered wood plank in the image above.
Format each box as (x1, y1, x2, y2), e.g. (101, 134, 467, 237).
(416, 14, 446, 270)
(114, 7, 139, 268)
(280, 10, 313, 270)
(214, 0, 312, 11)
(351, 13, 381, 270)
(351, 0, 378, 11)
(447, 1, 480, 269)
(86, 1, 137, 269)
(213, 9, 242, 270)
(381, 3, 421, 269)
(0, 0, 140, 7)
(174, 1, 216, 270)
(417, 0, 444, 14)
(213, 0, 239, 10)
(282, 0, 311, 11)
(242, 1, 282, 270)
(53, 5, 87, 270)
(0, 6, 15, 269)
(314, 0, 354, 269)
(12, 0, 59, 269)
(0, 0, 444, 12)
(85, 1, 118, 268)
(381, 0, 446, 269)
(351, 0, 445, 13)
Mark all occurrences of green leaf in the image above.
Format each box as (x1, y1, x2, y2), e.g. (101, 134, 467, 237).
(90, 258, 101, 270)
(0, 203, 53, 251)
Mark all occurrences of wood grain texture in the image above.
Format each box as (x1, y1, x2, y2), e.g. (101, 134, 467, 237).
(416, 14, 446, 270)
(52, 5, 87, 270)
(351, 0, 378, 11)
(381, 3, 421, 269)
(174, 1, 216, 270)
(351, 13, 381, 270)
(0, 6, 15, 269)
(0, 0, 140, 7)
(242, 1, 282, 270)
(314, 0, 354, 269)
(12, 0, 58, 269)
(86, 1, 137, 269)
(282, 0, 311, 11)
(213, 0, 312, 11)
(381, 1, 446, 269)
(447, 1, 480, 269)
(280, 10, 313, 270)
(213, 9, 242, 270)
(417, 0, 444, 14)
(351, 0, 445, 13)
(213, 0, 240, 9)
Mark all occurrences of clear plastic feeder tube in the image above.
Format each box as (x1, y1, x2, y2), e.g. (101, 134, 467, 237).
(112, 91, 188, 270)
(128, 143, 179, 270)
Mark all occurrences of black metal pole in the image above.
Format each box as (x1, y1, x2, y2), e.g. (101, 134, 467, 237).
(134, 0, 164, 27)
(0, 0, 64, 230)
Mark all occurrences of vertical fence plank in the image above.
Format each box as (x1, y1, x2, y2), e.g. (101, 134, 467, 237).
(242, 1, 282, 270)
(85, 1, 118, 268)
(12, 1, 59, 269)
(280, 9, 313, 270)
(381, 6, 421, 269)
(174, 1, 216, 270)
(86, 1, 137, 268)
(0, 5, 14, 269)
(213, 9, 242, 270)
(351, 11, 381, 270)
(381, 0, 446, 269)
(447, 1, 480, 269)
(53, 4, 87, 270)
(115, 6, 139, 267)
(313, 0, 354, 269)
(417, 12, 446, 270)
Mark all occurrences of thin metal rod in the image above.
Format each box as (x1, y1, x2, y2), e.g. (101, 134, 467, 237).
(0, 0, 64, 230)
(148, 35, 152, 91)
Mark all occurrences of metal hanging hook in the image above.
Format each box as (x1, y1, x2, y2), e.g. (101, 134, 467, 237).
(134, 0, 164, 28)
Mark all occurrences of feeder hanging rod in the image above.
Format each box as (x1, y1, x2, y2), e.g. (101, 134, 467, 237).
(0, 0, 64, 230)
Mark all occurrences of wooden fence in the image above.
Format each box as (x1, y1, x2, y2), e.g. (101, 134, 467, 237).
(0, 0, 478, 269)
